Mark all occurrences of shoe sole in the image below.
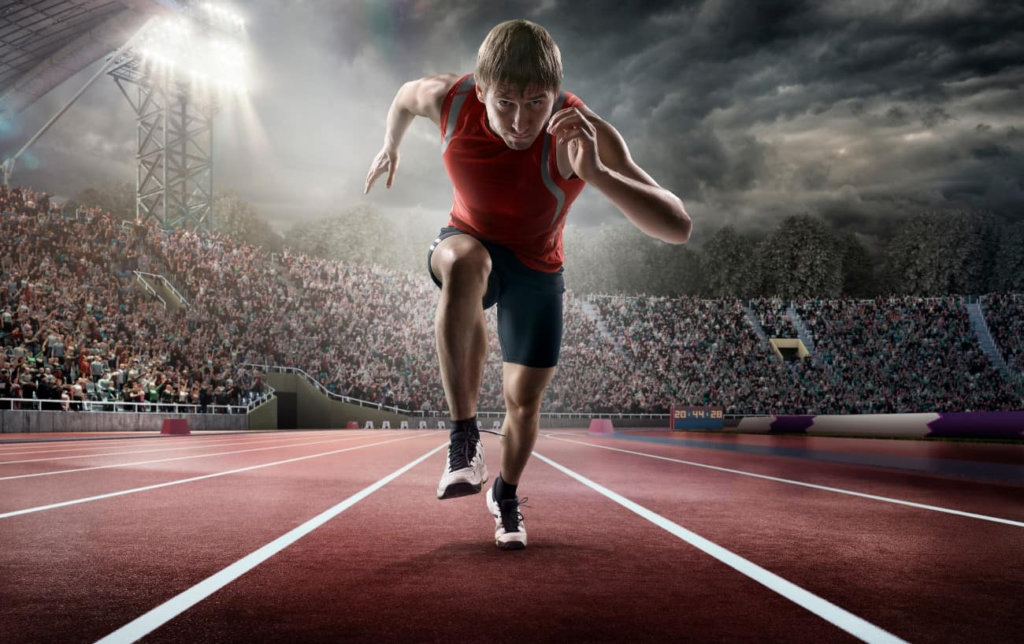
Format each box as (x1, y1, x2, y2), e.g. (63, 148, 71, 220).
(437, 479, 486, 500)
(496, 539, 526, 551)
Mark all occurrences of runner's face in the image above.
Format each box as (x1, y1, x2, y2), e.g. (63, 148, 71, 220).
(480, 83, 556, 150)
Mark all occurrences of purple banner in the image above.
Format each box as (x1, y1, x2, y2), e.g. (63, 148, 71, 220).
(926, 412, 1024, 440)
(769, 416, 815, 433)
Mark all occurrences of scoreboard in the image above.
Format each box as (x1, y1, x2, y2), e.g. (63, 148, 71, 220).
(670, 406, 724, 430)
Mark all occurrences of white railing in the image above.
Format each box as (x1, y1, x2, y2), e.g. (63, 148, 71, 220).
(134, 271, 167, 310)
(0, 387, 274, 415)
(244, 363, 410, 415)
(134, 270, 190, 307)
(244, 363, 758, 420)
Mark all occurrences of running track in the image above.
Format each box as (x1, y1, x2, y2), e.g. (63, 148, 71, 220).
(1, 429, 1021, 643)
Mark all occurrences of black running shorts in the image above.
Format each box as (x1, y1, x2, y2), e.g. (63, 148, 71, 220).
(427, 226, 565, 369)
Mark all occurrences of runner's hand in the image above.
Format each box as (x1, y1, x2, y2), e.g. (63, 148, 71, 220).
(547, 107, 603, 182)
(364, 146, 400, 194)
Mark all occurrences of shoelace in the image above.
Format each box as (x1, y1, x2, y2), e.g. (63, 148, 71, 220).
(446, 432, 475, 471)
(499, 497, 528, 534)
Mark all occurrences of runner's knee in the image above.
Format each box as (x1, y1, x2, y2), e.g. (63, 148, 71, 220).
(439, 243, 491, 289)
(504, 388, 544, 422)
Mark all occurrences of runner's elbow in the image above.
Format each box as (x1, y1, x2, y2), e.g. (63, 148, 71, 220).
(662, 202, 691, 245)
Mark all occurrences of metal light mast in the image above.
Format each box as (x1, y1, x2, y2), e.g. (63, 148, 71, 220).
(105, 3, 245, 233)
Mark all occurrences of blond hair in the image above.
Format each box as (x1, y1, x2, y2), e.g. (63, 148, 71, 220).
(475, 20, 562, 94)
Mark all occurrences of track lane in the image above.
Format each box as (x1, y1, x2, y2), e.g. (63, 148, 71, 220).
(619, 431, 1024, 466)
(553, 433, 1024, 524)
(135, 434, 860, 644)
(0, 431, 354, 462)
(535, 434, 1024, 644)
(0, 433, 390, 481)
(0, 432, 399, 514)
(0, 432, 445, 644)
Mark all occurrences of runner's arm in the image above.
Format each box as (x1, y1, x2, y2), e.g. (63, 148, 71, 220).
(366, 73, 460, 194)
(550, 105, 692, 244)
(589, 111, 691, 244)
(384, 73, 461, 146)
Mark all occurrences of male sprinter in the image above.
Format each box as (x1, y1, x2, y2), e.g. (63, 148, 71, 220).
(364, 20, 690, 549)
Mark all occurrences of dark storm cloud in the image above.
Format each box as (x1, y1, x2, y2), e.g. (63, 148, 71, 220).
(6, 0, 1023, 244)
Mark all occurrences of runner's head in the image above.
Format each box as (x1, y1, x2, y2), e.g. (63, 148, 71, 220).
(475, 20, 562, 150)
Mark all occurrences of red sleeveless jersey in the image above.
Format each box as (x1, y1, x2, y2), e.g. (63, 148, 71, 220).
(439, 73, 587, 273)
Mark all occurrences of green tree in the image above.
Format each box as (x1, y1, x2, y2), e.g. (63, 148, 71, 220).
(700, 224, 761, 298)
(562, 222, 700, 296)
(757, 215, 842, 299)
(881, 212, 951, 296)
(661, 244, 704, 296)
(285, 203, 395, 268)
(74, 182, 134, 221)
(839, 231, 876, 298)
(994, 220, 1024, 292)
(882, 210, 1004, 296)
(948, 210, 1002, 295)
(213, 191, 284, 253)
(563, 223, 618, 295)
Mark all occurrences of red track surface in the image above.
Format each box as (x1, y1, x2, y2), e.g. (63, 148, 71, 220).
(1, 429, 1020, 643)
(620, 430, 1024, 465)
(0, 431, 272, 441)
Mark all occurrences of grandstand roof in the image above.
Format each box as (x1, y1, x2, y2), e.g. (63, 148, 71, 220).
(0, 0, 176, 123)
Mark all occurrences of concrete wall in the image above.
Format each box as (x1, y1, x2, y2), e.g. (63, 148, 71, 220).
(264, 373, 406, 429)
(0, 409, 247, 433)
(261, 373, 674, 431)
(247, 397, 278, 430)
(418, 416, 669, 430)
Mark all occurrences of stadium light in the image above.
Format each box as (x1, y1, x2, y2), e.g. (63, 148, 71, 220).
(135, 15, 248, 96)
(201, 3, 245, 29)
(106, 6, 250, 233)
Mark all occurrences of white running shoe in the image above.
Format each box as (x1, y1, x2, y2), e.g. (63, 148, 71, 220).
(486, 486, 527, 550)
(436, 432, 488, 499)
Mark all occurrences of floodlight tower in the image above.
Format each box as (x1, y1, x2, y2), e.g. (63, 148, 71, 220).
(106, 2, 247, 233)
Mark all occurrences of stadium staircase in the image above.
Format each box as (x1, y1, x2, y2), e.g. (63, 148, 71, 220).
(581, 300, 624, 354)
(786, 303, 816, 355)
(134, 271, 189, 313)
(967, 301, 1015, 386)
(741, 304, 771, 345)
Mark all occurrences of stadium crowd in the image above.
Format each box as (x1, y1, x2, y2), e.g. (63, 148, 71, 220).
(795, 297, 1021, 412)
(2, 184, 1022, 416)
(0, 186, 262, 411)
(149, 230, 626, 414)
(593, 295, 830, 415)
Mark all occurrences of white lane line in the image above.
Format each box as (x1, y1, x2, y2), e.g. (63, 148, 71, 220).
(0, 433, 376, 466)
(0, 434, 426, 519)
(544, 435, 1024, 528)
(534, 450, 909, 644)
(93, 440, 447, 644)
(0, 431, 351, 457)
(0, 433, 397, 481)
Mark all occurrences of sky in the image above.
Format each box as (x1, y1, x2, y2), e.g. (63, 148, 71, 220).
(3, 0, 1023, 245)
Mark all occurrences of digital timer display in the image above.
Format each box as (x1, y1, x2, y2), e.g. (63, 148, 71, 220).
(670, 406, 724, 430)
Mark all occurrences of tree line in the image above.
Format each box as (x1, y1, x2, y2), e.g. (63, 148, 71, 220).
(72, 182, 1022, 298)
(286, 206, 1023, 298)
